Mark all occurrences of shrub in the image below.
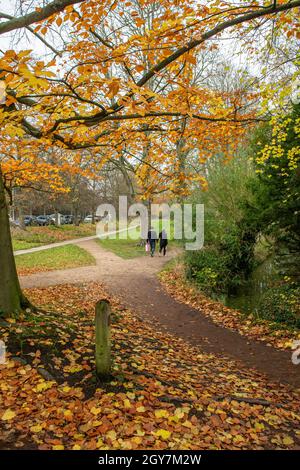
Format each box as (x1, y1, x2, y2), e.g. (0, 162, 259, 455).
(185, 247, 231, 295)
(256, 283, 300, 328)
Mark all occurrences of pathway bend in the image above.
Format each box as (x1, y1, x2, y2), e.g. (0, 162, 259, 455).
(19, 239, 300, 388)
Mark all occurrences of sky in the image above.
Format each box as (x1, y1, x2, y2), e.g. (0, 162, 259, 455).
(1, 0, 285, 97)
(0, 0, 256, 66)
(0, 0, 53, 56)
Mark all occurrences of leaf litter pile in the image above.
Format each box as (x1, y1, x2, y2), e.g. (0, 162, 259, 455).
(0, 283, 299, 450)
(160, 266, 300, 351)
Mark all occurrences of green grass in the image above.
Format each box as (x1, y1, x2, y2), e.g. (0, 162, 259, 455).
(13, 240, 44, 250)
(12, 225, 96, 250)
(98, 238, 146, 259)
(16, 244, 95, 274)
(97, 220, 182, 259)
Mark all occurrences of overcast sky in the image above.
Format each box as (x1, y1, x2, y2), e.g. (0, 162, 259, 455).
(0, 0, 259, 78)
(0, 0, 51, 56)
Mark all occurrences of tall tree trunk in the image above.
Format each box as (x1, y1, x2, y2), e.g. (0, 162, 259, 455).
(74, 204, 80, 226)
(0, 168, 28, 318)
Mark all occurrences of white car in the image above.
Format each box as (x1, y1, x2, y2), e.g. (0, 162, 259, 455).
(84, 215, 93, 223)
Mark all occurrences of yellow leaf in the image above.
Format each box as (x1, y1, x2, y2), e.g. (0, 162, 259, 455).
(30, 424, 43, 433)
(106, 430, 117, 441)
(155, 409, 169, 418)
(64, 410, 73, 419)
(136, 406, 146, 413)
(254, 422, 265, 432)
(132, 436, 142, 445)
(1, 409, 16, 421)
(96, 438, 104, 448)
(123, 399, 131, 409)
(68, 365, 83, 373)
(52, 445, 64, 450)
(154, 429, 171, 440)
(34, 381, 55, 392)
(233, 435, 244, 443)
(283, 436, 294, 446)
(174, 408, 185, 419)
(92, 420, 102, 427)
(72, 444, 81, 450)
(90, 407, 101, 416)
(182, 420, 193, 428)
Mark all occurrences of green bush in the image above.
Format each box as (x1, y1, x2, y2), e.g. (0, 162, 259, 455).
(185, 223, 256, 296)
(256, 283, 300, 328)
(185, 247, 231, 295)
(185, 150, 259, 296)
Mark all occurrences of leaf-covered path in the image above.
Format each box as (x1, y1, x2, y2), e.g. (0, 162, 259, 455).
(19, 240, 300, 388)
(2, 282, 299, 450)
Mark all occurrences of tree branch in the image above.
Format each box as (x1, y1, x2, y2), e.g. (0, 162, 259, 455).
(0, 0, 86, 35)
(137, 1, 300, 89)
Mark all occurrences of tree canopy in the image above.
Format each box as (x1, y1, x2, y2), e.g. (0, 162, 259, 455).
(1, 0, 299, 197)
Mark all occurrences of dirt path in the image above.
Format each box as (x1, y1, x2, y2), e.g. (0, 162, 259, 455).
(20, 239, 300, 388)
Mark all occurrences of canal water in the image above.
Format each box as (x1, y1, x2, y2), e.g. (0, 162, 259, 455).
(223, 255, 280, 315)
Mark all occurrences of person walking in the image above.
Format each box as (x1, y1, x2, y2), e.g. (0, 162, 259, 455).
(159, 229, 168, 256)
(147, 227, 158, 257)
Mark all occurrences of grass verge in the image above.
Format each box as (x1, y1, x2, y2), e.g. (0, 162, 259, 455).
(16, 244, 95, 275)
(97, 238, 146, 259)
(12, 225, 96, 250)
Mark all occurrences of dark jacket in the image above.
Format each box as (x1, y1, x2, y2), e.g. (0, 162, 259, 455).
(147, 229, 158, 243)
(159, 230, 168, 247)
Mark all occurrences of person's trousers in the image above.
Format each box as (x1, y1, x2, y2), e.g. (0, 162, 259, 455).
(150, 241, 156, 256)
(159, 245, 166, 256)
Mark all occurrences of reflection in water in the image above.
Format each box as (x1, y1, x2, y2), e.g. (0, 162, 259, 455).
(224, 255, 280, 315)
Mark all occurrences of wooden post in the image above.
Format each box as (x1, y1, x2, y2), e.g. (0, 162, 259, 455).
(95, 299, 111, 379)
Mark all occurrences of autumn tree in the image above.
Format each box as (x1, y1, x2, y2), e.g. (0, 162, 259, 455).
(1, 0, 300, 316)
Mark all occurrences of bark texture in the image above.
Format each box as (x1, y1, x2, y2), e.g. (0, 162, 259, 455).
(0, 168, 27, 317)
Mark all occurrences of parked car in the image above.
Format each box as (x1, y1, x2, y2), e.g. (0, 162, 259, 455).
(24, 216, 36, 226)
(84, 215, 93, 223)
(64, 215, 74, 224)
(36, 215, 50, 226)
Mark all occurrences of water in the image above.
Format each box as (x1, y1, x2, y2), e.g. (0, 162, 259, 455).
(224, 255, 280, 315)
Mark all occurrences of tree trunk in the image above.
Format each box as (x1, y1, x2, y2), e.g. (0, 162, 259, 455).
(0, 168, 28, 318)
(73, 204, 80, 226)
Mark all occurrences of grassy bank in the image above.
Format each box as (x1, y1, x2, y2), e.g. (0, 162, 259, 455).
(12, 225, 96, 251)
(16, 244, 95, 276)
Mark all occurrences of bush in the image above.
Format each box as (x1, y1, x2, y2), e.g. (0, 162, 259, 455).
(185, 223, 256, 296)
(185, 151, 259, 297)
(256, 283, 300, 328)
(185, 247, 231, 296)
